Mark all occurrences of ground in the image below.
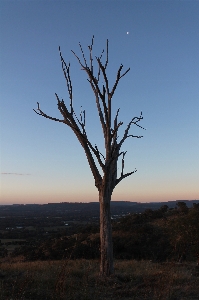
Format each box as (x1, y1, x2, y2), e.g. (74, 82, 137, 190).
(1, 258, 199, 300)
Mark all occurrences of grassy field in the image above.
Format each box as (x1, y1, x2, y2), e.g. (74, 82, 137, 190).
(0, 259, 199, 300)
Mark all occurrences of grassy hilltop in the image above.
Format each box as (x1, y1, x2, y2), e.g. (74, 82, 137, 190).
(1, 259, 199, 300)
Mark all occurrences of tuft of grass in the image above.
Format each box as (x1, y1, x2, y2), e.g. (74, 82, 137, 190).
(0, 258, 198, 299)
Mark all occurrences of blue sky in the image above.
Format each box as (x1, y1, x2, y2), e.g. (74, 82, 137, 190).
(0, 0, 199, 205)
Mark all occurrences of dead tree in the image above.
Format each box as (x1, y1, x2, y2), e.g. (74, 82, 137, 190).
(34, 36, 145, 276)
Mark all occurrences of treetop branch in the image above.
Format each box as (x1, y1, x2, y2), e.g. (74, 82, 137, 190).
(59, 47, 73, 113)
(110, 65, 130, 98)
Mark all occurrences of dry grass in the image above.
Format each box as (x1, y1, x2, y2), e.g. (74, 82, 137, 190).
(0, 259, 199, 300)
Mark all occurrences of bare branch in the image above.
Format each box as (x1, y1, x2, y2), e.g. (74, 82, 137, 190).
(104, 39, 108, 69)
(95, 144, 105, 161)
(119, 67, 130, 79)
(126, 134, 143, 139)
(110, 65, 130, 98)
(34, 104, 105, 178)
(111, 121, 123, 140)
(97, 45, 105, 82)
(71, 37, 110, 135)
(55, 94, 74, 127)
(88, 35, 94, 73)
(79, 42, 88, 68)
(84, 140, 105, 172)
(118, 112, 145, 149)
(99, 48, 104, 61)
(87, 70, 109, 130)
(72, 109, 86, 135)
(75, 138, 102, 190)
(96, 57, 109, 95)
(87, 79, 106, 139)
(71, 50, 85, 70)
(115, 168, 137, 187)
(33, 107, 65, 123)
(121, 151, 127, 177)
(86, 69, 104, 100)
(70, 105, 86, 136)
(111, 108, 121, 155)
(59, 47, 73, 114)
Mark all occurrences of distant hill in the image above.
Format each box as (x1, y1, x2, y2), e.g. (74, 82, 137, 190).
(0, 200, 198, 220)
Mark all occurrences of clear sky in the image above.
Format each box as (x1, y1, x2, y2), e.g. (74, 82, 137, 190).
(0, 0, 199, 205)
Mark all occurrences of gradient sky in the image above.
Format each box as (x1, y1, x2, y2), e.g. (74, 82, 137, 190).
(0, 0, 199, 205)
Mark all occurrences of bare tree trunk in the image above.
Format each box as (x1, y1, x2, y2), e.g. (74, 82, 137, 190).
(99, 188, 114, 276)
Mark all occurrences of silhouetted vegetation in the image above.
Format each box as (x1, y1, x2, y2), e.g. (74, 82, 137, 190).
(1, 201, 198, 264)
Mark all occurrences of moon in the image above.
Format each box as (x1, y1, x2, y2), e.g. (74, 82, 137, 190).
(127, 31, 129, 34)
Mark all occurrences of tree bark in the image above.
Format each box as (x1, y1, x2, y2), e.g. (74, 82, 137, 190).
(99, 188, 114, 276)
